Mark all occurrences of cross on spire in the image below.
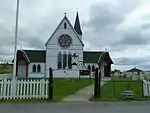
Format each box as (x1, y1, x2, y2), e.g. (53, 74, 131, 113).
(64, 12, 67, 16)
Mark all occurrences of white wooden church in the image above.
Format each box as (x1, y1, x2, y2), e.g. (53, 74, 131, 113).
(15, 12, 113, 78)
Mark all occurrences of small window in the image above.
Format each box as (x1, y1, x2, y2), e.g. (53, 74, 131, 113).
(92, 65, 95, 71)
(88, 65, 91, 71)
(37, 64, 41, 72)
(64, 22, 67, 29)
(32, 64, 36, 72)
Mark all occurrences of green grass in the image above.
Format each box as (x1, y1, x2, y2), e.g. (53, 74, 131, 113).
(92, 77, 150, 101)
(53, 78, 93, 101)
(0, 78, 93, 102)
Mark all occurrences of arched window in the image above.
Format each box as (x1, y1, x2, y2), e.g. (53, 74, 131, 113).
(68, 53, 72, 69)
(32, 64, 36, 72)
(37, 64, 41, 72)
(57, 52, 62, 69)
(63, 52, 67, 69)
(88, 65, 91, 71)
(64, 22, 67, 29)
(92, 65, 95, 71)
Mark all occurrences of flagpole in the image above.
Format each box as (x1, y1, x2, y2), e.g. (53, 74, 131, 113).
(13, 0, 20, 80)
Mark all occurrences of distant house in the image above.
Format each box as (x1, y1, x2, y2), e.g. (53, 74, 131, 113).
(125, 67, 144, 75)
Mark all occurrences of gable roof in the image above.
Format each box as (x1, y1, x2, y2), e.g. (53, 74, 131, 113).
(23, 50, 46, 62)
(83, 51, 103, 63)
(45, 15, 84, 46)
(97, 52, 113, 64)
(16, 50, 113, 64)
(83, 51, 113, 64)
(74, 11, 82, 35)
(17, 50, 30, 63)
(126, 67, 143, 73)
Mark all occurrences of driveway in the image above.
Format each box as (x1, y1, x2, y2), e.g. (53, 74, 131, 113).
(0, 101, 150, 113)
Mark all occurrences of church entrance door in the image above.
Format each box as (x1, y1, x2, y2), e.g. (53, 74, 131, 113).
(18, 65, 26, 77)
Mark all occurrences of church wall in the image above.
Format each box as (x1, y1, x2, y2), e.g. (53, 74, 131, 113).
(101, 66, 105, 78)
(46, 23, 83, 47)
(45, 17, 83, 78)
(28, 62, 45, 78)
(59, 19, 71, 29)
(45, 48, 83, 77)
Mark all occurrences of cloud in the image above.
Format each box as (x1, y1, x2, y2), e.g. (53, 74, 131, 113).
(83, 0, 148, 49)
(0, 0, 150, 71)
(112, 56, 150, 71)
(110, 27, 150, 46)
(114, 56, 150, 65)
(22, 36, 45, 49)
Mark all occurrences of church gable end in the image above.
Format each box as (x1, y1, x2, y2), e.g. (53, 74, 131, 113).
(45, 15, 84, 47)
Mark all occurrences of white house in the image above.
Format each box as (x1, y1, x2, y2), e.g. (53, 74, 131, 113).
(15, 12, 113, 78)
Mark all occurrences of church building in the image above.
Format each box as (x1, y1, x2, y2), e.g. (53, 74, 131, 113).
(15, 12, 113, 78)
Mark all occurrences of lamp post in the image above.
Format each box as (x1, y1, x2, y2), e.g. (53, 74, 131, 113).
(13, 0, 20, 79)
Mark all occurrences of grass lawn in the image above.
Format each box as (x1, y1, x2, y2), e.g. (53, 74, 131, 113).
(0, 78, 93, 102)
(53, 78, 93, 101)
(91, 77, 150, 101)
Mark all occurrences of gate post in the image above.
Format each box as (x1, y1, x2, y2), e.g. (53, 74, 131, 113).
(98, 68, 101, 97)
(94, 68, 99, 98)
(48, 67, 53, 100)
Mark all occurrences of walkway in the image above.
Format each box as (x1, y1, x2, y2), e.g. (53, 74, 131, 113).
(62, 77, 111, 102)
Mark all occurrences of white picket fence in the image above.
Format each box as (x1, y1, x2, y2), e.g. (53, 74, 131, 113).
(0, 79, 49, 100)
(142, 80, 150, 97)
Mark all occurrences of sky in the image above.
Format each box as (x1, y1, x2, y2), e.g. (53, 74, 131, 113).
(0, 0, 150, 71)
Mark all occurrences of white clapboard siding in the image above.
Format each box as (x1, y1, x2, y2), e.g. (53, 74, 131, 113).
(143, 80, 150, 97)
(0, 78, 49, 100)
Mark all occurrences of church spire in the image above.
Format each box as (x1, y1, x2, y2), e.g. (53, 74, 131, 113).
(74, 11, 82, 35)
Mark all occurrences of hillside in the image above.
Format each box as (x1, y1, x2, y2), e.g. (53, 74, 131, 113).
(0, 64, 13, 74)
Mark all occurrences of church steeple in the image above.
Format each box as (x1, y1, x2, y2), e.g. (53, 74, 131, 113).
(74, 11, 82, 35)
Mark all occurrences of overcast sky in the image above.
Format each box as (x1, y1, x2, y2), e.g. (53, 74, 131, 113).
(0, 0, 150, 71)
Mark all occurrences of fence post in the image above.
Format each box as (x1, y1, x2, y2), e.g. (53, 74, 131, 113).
(141, 80, 144, 98)
(48, 67, 53, 100)
(113, 80, 115, 98)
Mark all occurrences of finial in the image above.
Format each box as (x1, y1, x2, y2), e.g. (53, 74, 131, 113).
(76, 8, 79, 13)
(64, 12, 67, 16)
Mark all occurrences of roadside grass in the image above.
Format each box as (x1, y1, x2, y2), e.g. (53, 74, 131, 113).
(91, 77, 150, 101)
(53, 78, 93, 101)
(0, 78, 93, 102)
